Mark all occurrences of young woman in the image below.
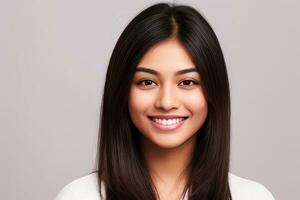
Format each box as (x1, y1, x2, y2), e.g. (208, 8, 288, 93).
(55, 3, 275, 200)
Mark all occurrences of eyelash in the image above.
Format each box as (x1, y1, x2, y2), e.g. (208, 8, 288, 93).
(136, 79, 199, 87)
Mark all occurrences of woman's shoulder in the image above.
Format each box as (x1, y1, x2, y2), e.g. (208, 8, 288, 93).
(55, 172, 105, 200)
(55, 172, 275, 200)
(228, 172, 275, 200)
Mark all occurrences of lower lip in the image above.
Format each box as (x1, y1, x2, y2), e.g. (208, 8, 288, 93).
(149, 118, 187, 131)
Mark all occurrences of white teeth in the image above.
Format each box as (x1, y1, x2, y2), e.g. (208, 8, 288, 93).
(152, 118, 184, 126)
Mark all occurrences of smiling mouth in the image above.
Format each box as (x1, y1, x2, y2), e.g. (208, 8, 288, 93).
(147, 116, 189, 131)
(148, 116, 189, 121)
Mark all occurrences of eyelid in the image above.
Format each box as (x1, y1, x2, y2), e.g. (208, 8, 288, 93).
(136, 79, 157, 86)
(178, 79, 199, 86)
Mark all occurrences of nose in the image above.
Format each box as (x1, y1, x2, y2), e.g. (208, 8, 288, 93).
(154, 84, 179, 111)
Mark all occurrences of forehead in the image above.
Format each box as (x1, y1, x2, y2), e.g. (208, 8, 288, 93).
(137, 37, 196, 72)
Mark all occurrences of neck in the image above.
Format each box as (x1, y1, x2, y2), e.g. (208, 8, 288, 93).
(140, 134, 197, 194)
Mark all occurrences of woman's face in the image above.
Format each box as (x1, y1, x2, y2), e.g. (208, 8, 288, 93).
(128, 37, 208, 149)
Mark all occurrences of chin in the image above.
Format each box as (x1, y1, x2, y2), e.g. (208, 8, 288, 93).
(146, 133, 192, 150)
(155, 142, 185, 149)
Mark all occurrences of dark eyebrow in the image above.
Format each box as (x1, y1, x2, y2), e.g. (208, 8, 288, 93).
(135, 67, 198, 76)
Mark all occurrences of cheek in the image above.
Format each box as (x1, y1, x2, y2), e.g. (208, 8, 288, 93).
(128, 88, 155, 133)
(183, 88, 208, 115)
(128, 88, 154, 115)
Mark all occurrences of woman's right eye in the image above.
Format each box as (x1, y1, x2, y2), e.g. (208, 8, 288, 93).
(136, 80, 156, 86)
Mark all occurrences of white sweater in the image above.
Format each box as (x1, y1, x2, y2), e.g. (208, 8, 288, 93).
(55, 172, 275, 200)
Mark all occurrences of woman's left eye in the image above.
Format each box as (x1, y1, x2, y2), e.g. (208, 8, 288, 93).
(179, 80, 198, 86)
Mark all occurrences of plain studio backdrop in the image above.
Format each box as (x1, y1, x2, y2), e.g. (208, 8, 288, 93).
(0, 0, 299, 199)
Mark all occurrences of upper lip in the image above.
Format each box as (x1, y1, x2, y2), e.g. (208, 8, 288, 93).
(149, 115, 188, 119)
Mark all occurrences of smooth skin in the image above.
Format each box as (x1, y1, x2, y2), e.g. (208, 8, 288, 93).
(128, 37, 208, 200)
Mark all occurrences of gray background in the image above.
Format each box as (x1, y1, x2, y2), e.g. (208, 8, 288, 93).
(1, 0, 299, 199)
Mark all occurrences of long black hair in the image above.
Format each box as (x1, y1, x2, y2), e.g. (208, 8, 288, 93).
(96, 2, 231, 200)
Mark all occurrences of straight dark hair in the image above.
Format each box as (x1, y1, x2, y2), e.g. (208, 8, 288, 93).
(95, 2, 231, 200)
